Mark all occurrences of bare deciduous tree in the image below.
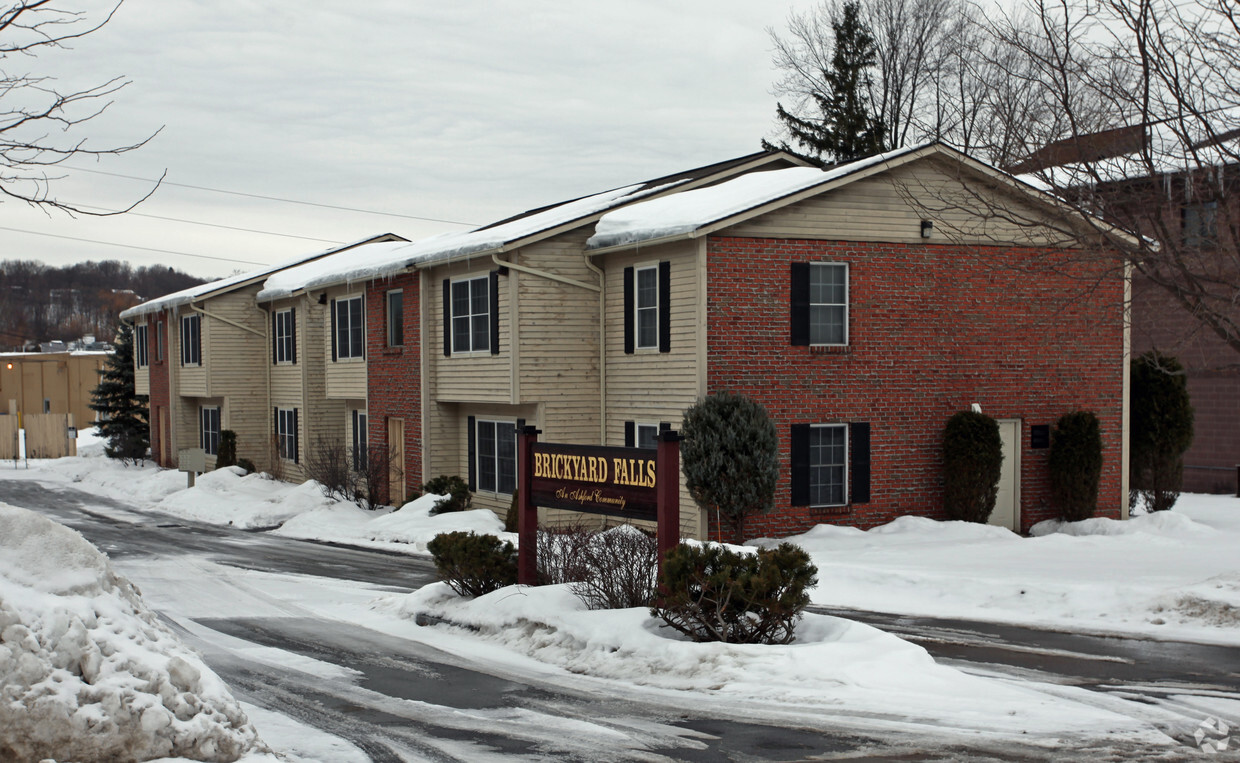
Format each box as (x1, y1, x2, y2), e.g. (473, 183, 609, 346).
(1, 1, 160, 213)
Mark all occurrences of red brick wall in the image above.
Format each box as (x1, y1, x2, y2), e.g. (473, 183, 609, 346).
(366, 273, 421, 503)
(706, 237, 1126, 538)
(146, 312, 171, 467)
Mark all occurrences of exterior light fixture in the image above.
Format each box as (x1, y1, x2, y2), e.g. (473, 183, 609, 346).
(921, 220, 934, 238)
(971, 403, 982, 414)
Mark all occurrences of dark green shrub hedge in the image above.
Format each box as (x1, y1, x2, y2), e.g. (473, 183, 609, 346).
(217, 430, 237, 468)
(423, 475, 472, 515)
(1130, 351, 1194, 512)
(942, 411, 1003, 523)
(1048, 411, 1103, 521)
(651, 542, 817, 644)
(426, 531, 517, 597)
(236, 457, 256, 474)
(504, 490, 519, 533)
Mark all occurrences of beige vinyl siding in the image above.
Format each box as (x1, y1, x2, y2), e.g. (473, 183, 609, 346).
(728, 159, 1076, 247)
(198, 288, 270, 471)
(303, 296, 346, 482)
(426, 262, 512, 403)
(134, 364, 150, 396)
(324, 287, 368, 399)
(175, 306, 207, 397)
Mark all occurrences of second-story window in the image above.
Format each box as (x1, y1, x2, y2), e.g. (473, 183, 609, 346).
(181, 314, 201, 366)
(134, 324, 148, 368)
(623, 261, 670, 354)
(791, 262, 849, 347)
(156, 320, 165, 362)
(451, 276, 489, 353)
(387, 290, 404, 347)
(273, 308, 296, 364)
(333, 296, 364, 360)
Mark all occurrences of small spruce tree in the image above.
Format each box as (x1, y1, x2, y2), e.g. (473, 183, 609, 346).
(682, 393, 779, 543)
(1048, 411, 1103, 521)
(1130, 351, 1194, 512)
(89, 323, 149, 464)
(942, 411, 1003, 523)
(762, 0, 885, 164)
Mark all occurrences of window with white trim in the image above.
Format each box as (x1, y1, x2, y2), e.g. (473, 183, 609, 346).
(386, 290, 403, 347)
(476, 419, 516, 494)
(635, 266, 658, 350)
(451, 277, 490, 353)
(134, 324, 148, 368)
(810, 424, 848, 506)
(200, 406, 220, 456)
(334, 296, 364, 360)
(274, 308, 295, 364)
(275, 408, 298, 462)
(810, 263, 848, 346)
(181, 314, 201, 366)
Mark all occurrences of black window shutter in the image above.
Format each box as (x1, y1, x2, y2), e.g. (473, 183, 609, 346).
(790, 262, 811, 346)
(790, 423, 811, 506)
(330, 299, 338, 362)
(442, 279, 451, 357)
(271, 311, 277, 363)
(658, 260, 671, 353)
(850, 422, 871, 504)
(659, 422, 670, 434)
(272, 407, 277, 456)
(489, 269, 500, 355)
(516, 417, 525, 434)
(290, 308, 297, 364)
(293, 409, 300, 464)
(467, 415, 477, 491)
(194, 315, 202, 362)
(354, 298, 365, 360)
(624, 421, 635, 448)
(623, 266, 634, 354)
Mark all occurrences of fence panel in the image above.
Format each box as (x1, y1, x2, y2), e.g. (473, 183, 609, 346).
(0, 416, 18, 460)
(24, 413, 75, 459)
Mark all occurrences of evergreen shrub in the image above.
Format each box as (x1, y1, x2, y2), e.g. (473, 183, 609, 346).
(1048, 411, 1103, 521)
(423, 475, 472, 515)
(504, 490, 519, 533)
(426, 531, 517, 597)
(217, 430, 237, 468)
(89, 322, 148, 464)
(236, 458, 256, 474)
(1130, 352, 1194, 512)
(651, 542, 817, 644)
(942, 410, 1003, 523)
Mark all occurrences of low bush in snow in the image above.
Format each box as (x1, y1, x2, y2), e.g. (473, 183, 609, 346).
(1049, 411, 1103, 521)
(536, 523, 659, 609)
(423, 475, 472, 515)
(427, 531, 517, 597)
(652, 542, 817, 644)
(942, 410, 1003, 523)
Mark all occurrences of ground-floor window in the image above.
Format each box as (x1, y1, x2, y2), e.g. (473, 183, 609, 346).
(352, 409, 367, 471)
(791, 421, 870, 508)
(624, 420, 666, 450)
(473, 419, 516, 495)
(275, 407, 298, 463)
(200, 406, 220, 456)
(810, 424, 847, 506)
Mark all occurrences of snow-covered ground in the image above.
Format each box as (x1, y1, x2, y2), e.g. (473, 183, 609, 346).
(3, 428, 1239, 759)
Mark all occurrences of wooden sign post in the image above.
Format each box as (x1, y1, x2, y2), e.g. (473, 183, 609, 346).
(516, 425, 680, 586)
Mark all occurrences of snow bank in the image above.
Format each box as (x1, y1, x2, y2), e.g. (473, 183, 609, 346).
(0, 503, 263, 762)
(381, 582, 1151, 739)
(274, 493, 509, 551)
(156, 468, 344, 529)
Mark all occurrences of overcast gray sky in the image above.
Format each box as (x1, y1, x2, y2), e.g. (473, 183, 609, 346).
(5, 0, 821, 281)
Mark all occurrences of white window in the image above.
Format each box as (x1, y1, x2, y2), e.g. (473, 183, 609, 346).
(334, 296, 364, 360)
(274, 309, 295, 364)
(200, 406, 220, 456)
(275, 408, 298, 462)
(635, 266, 659, 350)
(810, 424, 848, 506)
(451, 277, 490, 353)
(181, 314, 201, 366)
(476, 419, 516, 494)
(810, 263, 848, 346)
(386, 290, 403, 347)
(352, 409, 367, 471)
(636, 423, 659, 450)
(134, 324, 148, 368)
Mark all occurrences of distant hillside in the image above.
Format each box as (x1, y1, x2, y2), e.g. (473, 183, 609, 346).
(0, 260, 208, 350)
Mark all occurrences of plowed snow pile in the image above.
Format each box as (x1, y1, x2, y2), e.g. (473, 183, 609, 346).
(0, 502, 263, 762)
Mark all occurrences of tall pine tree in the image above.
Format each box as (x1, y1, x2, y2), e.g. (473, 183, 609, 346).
(90, 322, 149, 464)
(764, 0, 885, 165)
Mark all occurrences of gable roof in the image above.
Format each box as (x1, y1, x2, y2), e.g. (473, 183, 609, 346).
(120, 234, 407, 320)
(256, 150, 810, 299)
(586, 143, 1141, 253)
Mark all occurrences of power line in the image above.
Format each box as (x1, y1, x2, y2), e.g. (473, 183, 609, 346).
(76, 205, 344, 244)
(0, 225, 266, 266)
(66, 165, 479, 226)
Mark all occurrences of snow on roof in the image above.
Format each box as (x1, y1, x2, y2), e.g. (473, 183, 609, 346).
(257, 181, 685, 299)
(586, 146, 924, 251)
(120, 235, 401, 319)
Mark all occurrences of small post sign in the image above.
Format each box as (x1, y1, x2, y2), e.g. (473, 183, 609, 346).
(517, 426, 680, 585)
